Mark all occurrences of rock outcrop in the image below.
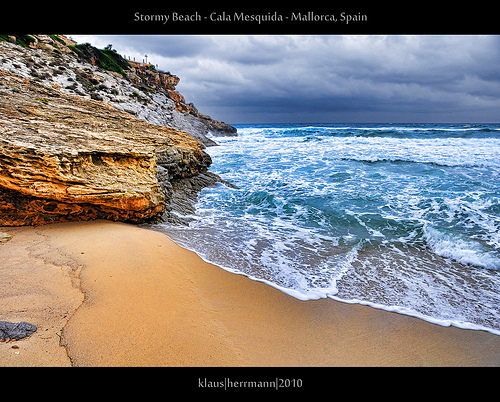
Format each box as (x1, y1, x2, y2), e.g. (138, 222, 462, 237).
(0, 69, 212, 226)
(0, 35, 236, 226)
(124, 62, 237, 138)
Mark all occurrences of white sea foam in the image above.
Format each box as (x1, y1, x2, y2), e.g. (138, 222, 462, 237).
(423, 224, 500, 270)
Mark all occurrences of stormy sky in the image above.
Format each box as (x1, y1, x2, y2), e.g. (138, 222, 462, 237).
(69, 35, 500, 124)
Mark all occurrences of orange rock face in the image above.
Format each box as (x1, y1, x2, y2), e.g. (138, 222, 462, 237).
(0, 69, 211, 226)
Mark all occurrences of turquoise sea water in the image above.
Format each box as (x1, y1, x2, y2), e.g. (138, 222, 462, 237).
(155, 123, 500, 335)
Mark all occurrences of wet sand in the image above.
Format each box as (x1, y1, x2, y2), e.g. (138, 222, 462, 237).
(1, 220, 499, 366)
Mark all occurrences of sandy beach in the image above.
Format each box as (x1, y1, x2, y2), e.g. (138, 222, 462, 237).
(1, 219, 499, 367)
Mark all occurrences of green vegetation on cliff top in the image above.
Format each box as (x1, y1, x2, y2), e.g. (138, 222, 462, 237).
(68, 43, 131, 77)
(0, 35, 131, 77)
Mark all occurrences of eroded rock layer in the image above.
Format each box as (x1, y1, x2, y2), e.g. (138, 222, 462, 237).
(0, 69, 211, 226)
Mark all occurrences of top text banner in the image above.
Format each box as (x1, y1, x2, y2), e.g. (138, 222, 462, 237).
(1, 4, 496, 35)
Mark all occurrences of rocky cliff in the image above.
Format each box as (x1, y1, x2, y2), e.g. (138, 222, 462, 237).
(0, 35, 237, 147)
(0, 35, 234, 226)
(124, 61, 237, 140)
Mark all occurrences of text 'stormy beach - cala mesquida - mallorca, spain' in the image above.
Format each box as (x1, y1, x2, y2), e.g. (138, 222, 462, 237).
(1, 34, 500, 369)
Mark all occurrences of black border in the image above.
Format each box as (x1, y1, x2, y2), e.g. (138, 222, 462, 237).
(1, 3, 498, 35)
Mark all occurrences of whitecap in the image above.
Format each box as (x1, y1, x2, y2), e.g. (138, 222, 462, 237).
(423, 223, 500, 270)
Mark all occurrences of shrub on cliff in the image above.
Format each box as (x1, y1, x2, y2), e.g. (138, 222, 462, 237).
(0, 34, 36, 48)
(69, 43, 131, 77)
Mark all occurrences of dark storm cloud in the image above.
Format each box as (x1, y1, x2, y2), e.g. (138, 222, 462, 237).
(69, 35, 500, 123)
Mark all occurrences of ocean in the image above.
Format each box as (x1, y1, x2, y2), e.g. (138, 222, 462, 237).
(153, 123, 500, 335)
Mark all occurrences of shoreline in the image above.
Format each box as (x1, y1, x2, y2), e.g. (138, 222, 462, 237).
(1, 220, 499, 366)
(158, 229, 500, 337)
